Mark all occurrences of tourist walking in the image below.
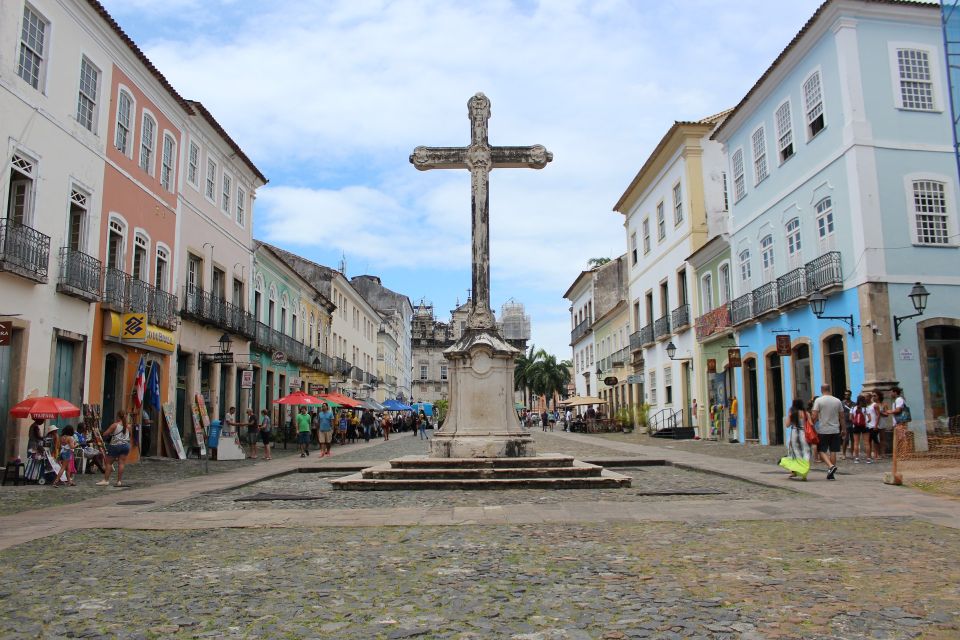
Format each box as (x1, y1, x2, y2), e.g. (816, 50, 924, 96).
(245, 409, 259, 459)
(850, 394, 868, 462)
(812, 384, 844, 480)
(98, 411, 131, 487)
(865, 392, 883, 464)
(418, 411, 429, 440)
(841, 390, 855, 460)
(382, 413, 391, 441)
(258, 409, 273, 460)
(781, 398, 812, 480)
(564, 408, 572, 431)
(361, 408, 374, 442)
(53, 425, 77, 487)
(296, 407, 311, 457)
(541, 410, 548, 432)
(317, 403, 334, 456)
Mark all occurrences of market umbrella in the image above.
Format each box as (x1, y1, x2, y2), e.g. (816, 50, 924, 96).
(560, 396, 605, 407)
(9, 395, 82, 420)
(382, 399, 412, 411)
(361, 399, 385, 411)
(319, 392, 363, 408)
(274, 390, 325, 405)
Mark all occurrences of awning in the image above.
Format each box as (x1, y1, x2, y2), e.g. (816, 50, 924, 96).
(560, 395, 605, 406)
(382, 399, 412, 411)
(360, 399, 385, 411)
(319, 392, 363, 408)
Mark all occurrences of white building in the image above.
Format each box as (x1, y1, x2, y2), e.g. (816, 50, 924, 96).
(350, 274, 413, 403)
(564, 269, 598, 398)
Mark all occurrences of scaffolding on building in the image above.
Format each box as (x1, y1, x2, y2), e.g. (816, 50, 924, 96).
(500, 298, 531, 341)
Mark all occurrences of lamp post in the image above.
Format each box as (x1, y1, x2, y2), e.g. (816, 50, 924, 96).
(665, 341, 693, 362)
(218, 332, 232, 354)
(893, 282, 930, 340)
(808, 291, 855, 337)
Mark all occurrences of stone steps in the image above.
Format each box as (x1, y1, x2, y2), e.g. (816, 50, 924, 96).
(361, 461, 603, 480)
(330, 469, 631, 491)
(388, 454, 576, 469)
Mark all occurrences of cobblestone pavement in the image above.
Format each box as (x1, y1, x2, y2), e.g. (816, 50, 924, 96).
(0, 518, 957, 639)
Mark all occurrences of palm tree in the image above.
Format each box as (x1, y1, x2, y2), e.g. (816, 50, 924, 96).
(526, 349, 571, 412)
(514, 344, 540, 409)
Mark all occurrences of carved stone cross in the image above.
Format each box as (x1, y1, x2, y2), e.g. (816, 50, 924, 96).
(410, 93, 552, 331)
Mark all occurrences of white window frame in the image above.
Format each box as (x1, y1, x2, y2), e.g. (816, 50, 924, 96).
(67, 186, 90, 253)
(7, 151, 38, 226)
(155, 243, 171, 291)
(132, 229, 151, 281)
(905, 173, 958, 246)
(139, 111, 157, 175)
(656, 201, 666, 241)
(160, 132, 176, 192)
(205, 156, 218, 203)
(803, 68, 826, 141)
(76, 56, 101, 133)
(630, 232, 637, 265)
(642, 217, 651, 253)
(672, 181, 683, 226)
(760, 234, 775, 282)
(751, 125, 768, 185)
(114, 87, 135, 157)
(774, 99, 794, 164)
(221, 171, 232, 213)
(889, 43, 940, 112)
(187, 140, 200, 188)
(17, 4, 49, 91)
(236, 186, 246, 227)
(106, 215, 127, 271)
(815, 196, 836, 252)
(648, 370, 657, 405)
(732, 148, 745, 202)
(785, 217, 802, 265)
(701, 273, 714, 313)
(738, 249, 752, 286)
(718, 261, 732, 305)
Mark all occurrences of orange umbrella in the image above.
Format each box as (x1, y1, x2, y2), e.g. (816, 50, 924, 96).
(9, 396, 82, 420)
(273, 390, 325, 405)
(319, 392, 363, 408)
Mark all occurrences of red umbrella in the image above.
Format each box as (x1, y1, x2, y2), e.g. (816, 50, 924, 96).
(273, 390, 325, 405)
(319, 392, 363, 409)
(9, 396, 82, 420)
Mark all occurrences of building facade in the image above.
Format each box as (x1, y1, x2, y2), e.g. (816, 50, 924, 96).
(350, 275, 413, 403)
(564, 270, 597, 399)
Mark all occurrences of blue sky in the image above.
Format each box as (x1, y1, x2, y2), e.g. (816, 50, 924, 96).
(101, 0, 828, 359)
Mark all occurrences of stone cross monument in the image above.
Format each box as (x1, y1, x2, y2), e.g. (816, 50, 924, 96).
(410, 93, 552, 458)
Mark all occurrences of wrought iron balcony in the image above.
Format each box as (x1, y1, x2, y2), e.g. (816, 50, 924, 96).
(570, 316, 592, 344)
(103, 267, 130, 311)
(629, 330, 642, 351)
(730, 293, 753, 325)
(0, 218, 50, 283)
(777, 266, 807, 306)
(752, 281, 778, 316)
(57, 247, 101, 302)
(640, 323, 654, 346)
(313, 353, 336, 375)
(335, 357, 352, 376)
(654, 314, 671, 340)
(251, 321, 315, 366)
(351, 366, 364, 382)
(181, 285, 255, 338)
(610, 346, 630, 367)
(671, 304, 690, 331)
(805, 251, 842, 293)
(103, 269, 178, 328)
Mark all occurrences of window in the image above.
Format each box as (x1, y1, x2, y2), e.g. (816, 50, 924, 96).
(760, 235, 775, 281)
(630, 232, 638, 265)
(913, 180, 950, 245)
(107, 219, 125, 270)
(187, 142, 200, 186)
(440, 365, 448, 380)
(160, 134, 175, 192)
(648, 370, 657, 404)
(897, 49, 934, 111)
(739, 249, 752, 284)
(212, 267, 225, 301)
(420, 365, 428, 380)
(291, 312, 297, 339)
(664, 366, 673, 405)
(68, 189, 88, 252)
(803, 70, 825, 138)
(672, 182, 683, 225)
(752, 126, 768, 184)
(701, 273, 713, 312)
(719, 264, 732, 304)
(775, 101, 794, 162)
(236, 187, 246, 226)
(76, 57, 100, 132)
(280, 306, 287, 334)
(155, 246, 169, 291)
(254, 289, 262, 322)
(721, 171, 729, 211)
(222, 173, 232, 213)
(816, 197, 835, 251)
(115, 91, 133, 154)
(786, 218, 802, 265)
(642, 217, 650, 253)
(186, 254, 202, 293)
(17, 5, 48, 90)
(656, 201, 665, 241)
(732, 148, 745, 202)
(133, 234, 149, 281)
(6, 153, 36, 225)
(205, 158, 217, 200)
(139, 114, 156, 174)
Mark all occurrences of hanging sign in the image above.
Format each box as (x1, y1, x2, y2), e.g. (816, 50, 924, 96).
(603, 376, 619, 386)
(728, 348, 742, 368)
(706, 359, 717, 374)
(241, 369, 254, 389)
(121, 313, 147, 342)
(776, 334, 792, 356)
(272, 351, 287, 364)
(0, 321, 12, 346)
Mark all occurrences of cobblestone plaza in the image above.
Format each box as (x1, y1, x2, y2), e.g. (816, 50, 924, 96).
(1, 431, 958, 639)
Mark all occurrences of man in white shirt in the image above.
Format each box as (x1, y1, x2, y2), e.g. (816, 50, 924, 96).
(812, 384, 845, 480)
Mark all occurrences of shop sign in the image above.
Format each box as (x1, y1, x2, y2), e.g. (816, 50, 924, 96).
(727, 348, 742, 368)
(851, 351, 861, 364)
(706, 358, 717, 374)
(240, 370, 254, 389)
(603, 376, 619, 386)
(776, 334, 792, 356)
(626, 374, 642, 384)
(104, 312, 176, 354)
(695, 305, 731, 342)
(121, 313, 147, 342)
(289, 376, 302, 389)
(0, 321, 11, 346)
(209, 352, 234, 364)
(272, 351, 287, 364)
(899, 348, 914, 361)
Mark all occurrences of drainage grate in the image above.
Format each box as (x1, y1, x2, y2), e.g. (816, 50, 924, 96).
(116, 500, 155, 506)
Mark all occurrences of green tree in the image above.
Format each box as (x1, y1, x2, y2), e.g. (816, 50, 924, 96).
(525, 350, 572, 411)
(514, 344, 540, 408)
(588, 257, 611, 267)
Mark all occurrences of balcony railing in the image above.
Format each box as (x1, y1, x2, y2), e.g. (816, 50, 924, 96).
(314, 353, 336, 375)
(103, 267, 130, 310)
(806, 251, 842, 292)
(0, 218, 50, 283)
(57, 247, 101, 302)
(640, 323, 654, 346)
(654, 315, 671, 340)
(730, 293, 753, 325)
(335, 357, 352, 376)
(752, 281, 778, 316)
(103, 268, 178, 329)
(181, 285, 255, 338)
(610, 346, 630, 367)
(629, 331, 642, 351)
(570, 316, 592, 344)
(777, 266, 807, 306)
(695, 304, 731, 342)
(671, 304, 690, 331)
(251, 321, 318, 366)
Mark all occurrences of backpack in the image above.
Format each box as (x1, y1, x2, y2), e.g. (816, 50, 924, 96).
(852, 407, 866, 428)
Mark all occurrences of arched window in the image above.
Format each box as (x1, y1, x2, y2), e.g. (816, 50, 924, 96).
(133, 232, 150, 281)
(107, 217, 126, 270)
(115, 90, 133, 155)
(139, 113, 156, 174)
(785, 218, 802, 267)
(160, 134, 176, 192)
(155, 245, 169, 291)
(738, 249, 752, 285)
(701, 273, 714, 312)
(815, 197, 835, 252)
(760, 235, 775, 282)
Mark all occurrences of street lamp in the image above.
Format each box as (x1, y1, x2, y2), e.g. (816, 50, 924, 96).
(218, 332, 233, 354)
(893, 282, 930, 340)
(808, 290, 855, 337)
(665, 341, 692, 362)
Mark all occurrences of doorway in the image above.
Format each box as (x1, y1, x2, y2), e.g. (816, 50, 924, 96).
(265, 369, 275, 426)
(102, 354, 124, 430)
(0, 339, 13, 463)
(924, 325, 960, 420)
(176, 350, 189, 439)
(766, 352, 784, 445)
(682, 362, 692, 428)
(744, 357, 759, 440)
(792, 343, 812, 404)
(51, 339, 75, 431)
(824, 335, 847, 398)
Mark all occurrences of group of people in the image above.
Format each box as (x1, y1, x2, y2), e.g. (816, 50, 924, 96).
(291, 406, 432, 458)
(25, 410, 134, 487)
(782, 383, 910, 481)
(519, 408, 586, 432)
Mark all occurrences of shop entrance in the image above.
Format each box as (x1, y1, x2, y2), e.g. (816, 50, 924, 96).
(824, 335, 848, 397)
(51, 339, 75, 430)
(0, 339, 13, 463)
(175, 351, 189, 440)
(924, 325, 960, 421)
(744, 357, 759, 440)
(102, 354, 124, 430)
(766, 352, 784, 445)
(792, 343, 813, 404)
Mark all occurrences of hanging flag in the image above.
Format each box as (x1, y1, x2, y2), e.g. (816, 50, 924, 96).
(133, 356, 146, 409)
(146, 361, 161, 410)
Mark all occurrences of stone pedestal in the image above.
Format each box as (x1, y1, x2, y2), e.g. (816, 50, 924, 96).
(429, 328, 535, 459)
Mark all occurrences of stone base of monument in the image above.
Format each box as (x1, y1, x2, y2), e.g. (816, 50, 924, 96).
(330, 454, 632, 490)
(429, 432, 535, 459)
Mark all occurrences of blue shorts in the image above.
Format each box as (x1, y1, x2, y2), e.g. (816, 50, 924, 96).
(297, 431, 310, 445)
(106, 443, 130, 458)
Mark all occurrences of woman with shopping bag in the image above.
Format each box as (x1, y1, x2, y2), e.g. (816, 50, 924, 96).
(779, 398, 813, 480)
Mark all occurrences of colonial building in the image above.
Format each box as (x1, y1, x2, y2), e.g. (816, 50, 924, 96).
(350, 275, 414, 403)
(564, 270, 598, 399)
(590, 257, 631, 418)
